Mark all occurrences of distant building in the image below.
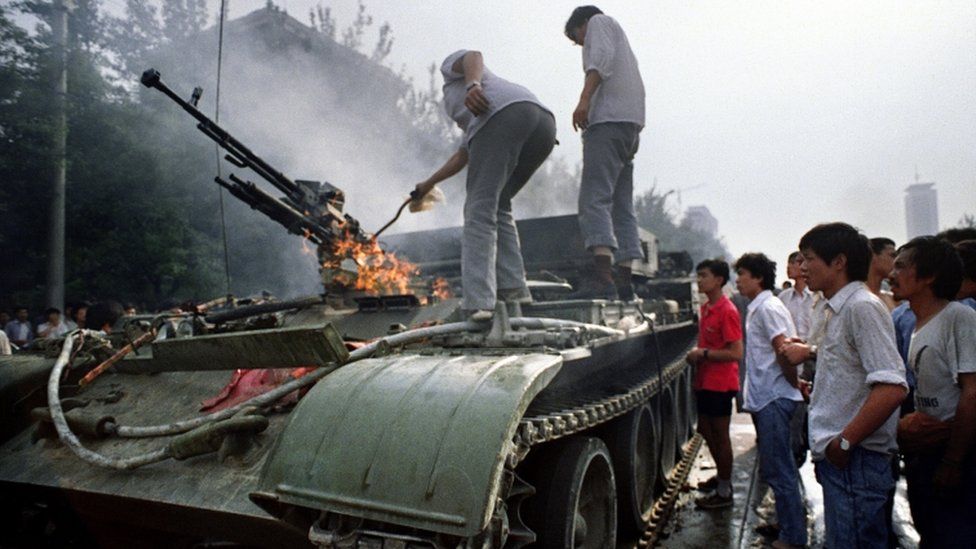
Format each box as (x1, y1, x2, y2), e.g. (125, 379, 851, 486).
(684, 205, 718, 237)
(904, 183, 939, 238)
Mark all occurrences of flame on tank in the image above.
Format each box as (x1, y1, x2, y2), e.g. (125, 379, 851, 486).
(432, 277, 453, 300)
(321, 230, 418, 295)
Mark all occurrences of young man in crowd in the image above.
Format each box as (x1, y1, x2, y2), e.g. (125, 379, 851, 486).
(868, 237, 899, 310)
(3, 306, 33, 348)
(37, 307, 70, 339)
(797, 222, 906, 548)
(778, 251, 815, 340)
(685, 259, 743, 509)
(891, 236, 976, 547)
(563, 6, 646, 300)
(736, 253, 806, 549)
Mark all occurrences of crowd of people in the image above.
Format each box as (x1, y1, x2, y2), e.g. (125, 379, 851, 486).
(686, 224, 976, 548)
(0, 301, 137, 354)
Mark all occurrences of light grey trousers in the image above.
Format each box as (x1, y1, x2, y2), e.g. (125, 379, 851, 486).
(578, 122, 644, 263)
(463, 102, 556, 310)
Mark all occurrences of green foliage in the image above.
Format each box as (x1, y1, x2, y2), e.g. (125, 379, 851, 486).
(634, 185, 730, 263)
(0, 1, 222, 311)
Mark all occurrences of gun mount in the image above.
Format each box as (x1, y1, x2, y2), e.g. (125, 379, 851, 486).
(140, 68, 377, 294)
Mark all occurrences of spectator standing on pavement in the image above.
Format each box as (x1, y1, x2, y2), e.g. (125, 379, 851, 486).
(37, 308, 69, 339)
(868, 237, 899, 310)
(685, 259, 743, 509)
(778, 251, 819, 467)
(798, 222, 907, 548)
(563, 6, 646, 300)
(779, 251, 816, 340)
(892, 236, 976, 548)
(736, 253, 806, 549)
(4, 307, 33, 348)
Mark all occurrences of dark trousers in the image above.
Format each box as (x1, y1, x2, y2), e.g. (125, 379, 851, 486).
(905, 453, 976, 549)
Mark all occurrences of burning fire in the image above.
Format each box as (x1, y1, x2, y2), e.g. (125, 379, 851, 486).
(432, 277, 453, 300)
(321, 230, 419, 295)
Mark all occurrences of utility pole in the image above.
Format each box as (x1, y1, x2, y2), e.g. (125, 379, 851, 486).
(46, 0, 73, 309)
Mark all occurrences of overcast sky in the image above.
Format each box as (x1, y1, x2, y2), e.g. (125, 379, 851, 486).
(88, 1, 976, 278)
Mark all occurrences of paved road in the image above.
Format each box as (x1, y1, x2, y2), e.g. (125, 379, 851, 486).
(655, 413, 919, 548)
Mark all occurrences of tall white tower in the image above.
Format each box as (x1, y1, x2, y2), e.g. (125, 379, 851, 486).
(904, 182, 939, 238)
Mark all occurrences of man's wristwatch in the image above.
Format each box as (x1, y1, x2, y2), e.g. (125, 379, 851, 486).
(838, 436, 852, 451)
(703, 349, 710, 361)
(465, 81, 481, 91)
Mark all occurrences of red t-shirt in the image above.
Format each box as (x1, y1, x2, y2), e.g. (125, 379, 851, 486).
(694, 295, 743, 392)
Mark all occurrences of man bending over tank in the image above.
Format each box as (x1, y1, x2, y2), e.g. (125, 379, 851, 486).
(413, 51, 556, 320)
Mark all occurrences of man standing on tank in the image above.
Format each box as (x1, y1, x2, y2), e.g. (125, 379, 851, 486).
(414, 51, 556, 320)
(564, 6, 646, 301)
(685, 259, 743, 508)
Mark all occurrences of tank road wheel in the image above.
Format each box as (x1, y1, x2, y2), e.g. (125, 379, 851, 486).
(530, 436, 617, 549)
(656, 387, 678, 488)
(605, 403, 659, 537)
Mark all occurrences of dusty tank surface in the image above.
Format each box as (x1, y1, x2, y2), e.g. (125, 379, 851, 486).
(0, 70, 700, 549)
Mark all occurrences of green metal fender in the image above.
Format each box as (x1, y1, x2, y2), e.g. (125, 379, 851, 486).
(251, 352, 563, 537)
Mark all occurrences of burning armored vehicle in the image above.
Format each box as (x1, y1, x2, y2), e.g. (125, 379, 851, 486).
(0, 70, 699, 548)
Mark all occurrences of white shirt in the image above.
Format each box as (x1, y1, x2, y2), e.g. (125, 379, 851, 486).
(0, 331, 10, 355)
(38, 321, 70, 339)
(440, 50, 551, 149)
(742, 290, 801, 412)
(909, 302, 976, 421)
(778, 285, 817, 340)
(582, 14, 645, 128)
(808, 282, 907, 460)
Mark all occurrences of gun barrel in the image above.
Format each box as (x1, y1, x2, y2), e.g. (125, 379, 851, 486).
(141, 68, 300, 200)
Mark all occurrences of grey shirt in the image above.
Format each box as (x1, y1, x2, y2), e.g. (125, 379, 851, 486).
(440, 50, 551, 150)
(808, 282, 907, 460)
(582, 15, 645, 128)
(909, 301, 976, 421)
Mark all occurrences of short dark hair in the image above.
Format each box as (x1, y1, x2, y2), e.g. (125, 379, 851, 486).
(798, 222, 871, 282)
(734, 253, 777, 290)
(87, 301, 124, 332)
(787, 251, 802, 263)
(869, 237, 896, 255)
(898, 236, 963, 300)
(565, 5, 603, 38)
(696, 258, 730, 286)
(936, 227, 976, 244)
(44, 307, 61, 316)
(954, 240, 976, 282)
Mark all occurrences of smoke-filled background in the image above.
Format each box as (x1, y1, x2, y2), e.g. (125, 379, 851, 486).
(2, 0, 972, 310)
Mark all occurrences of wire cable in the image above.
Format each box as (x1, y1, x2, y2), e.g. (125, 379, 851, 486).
(214, 0, 232, 296)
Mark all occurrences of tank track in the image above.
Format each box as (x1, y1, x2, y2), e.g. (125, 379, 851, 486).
(508, 357, 688, 468)
(640, 433, 703, 547)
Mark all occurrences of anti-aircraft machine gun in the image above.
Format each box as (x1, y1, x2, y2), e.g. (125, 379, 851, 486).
(140, 68, 375, 293)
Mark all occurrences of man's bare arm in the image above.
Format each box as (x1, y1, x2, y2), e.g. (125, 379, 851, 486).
(452, 51, 489, 116)
(572, 70, 602, 131)
(773, 334, 799, 388)
(414, 148, 469, 198)
(841, 383, 907, 445)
